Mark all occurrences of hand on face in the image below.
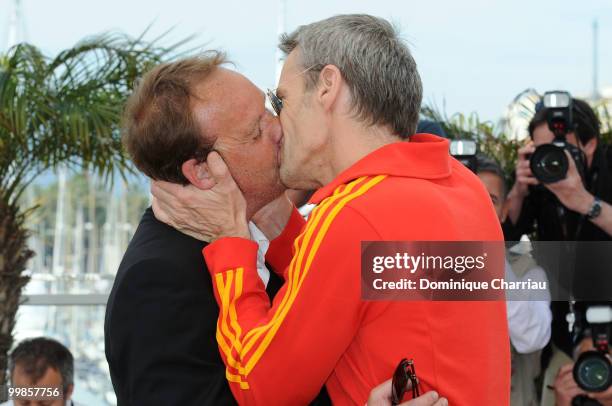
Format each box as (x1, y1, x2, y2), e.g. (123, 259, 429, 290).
(544, 149, 593, 215)
(151, 151, 250, 242)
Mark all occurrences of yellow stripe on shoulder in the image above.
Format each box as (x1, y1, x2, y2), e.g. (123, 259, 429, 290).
(217, 175, 387, 381)
(237, 177, 367, 353)
(242, 175, 386, 376)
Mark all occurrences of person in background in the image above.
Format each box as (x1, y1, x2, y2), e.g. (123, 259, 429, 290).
(1, 337, 76, 406)
(476, 155, 552, 406)
(503, 99, 612, 405)
(416, 119, 447, 138)
(552, 333, 612, 406)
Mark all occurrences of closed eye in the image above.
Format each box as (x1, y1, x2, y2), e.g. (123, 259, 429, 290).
(253, 125, 262, 140)
(251, 112, 266, 140)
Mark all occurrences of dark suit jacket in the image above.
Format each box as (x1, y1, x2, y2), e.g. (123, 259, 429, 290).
(104, 208, 282, 405)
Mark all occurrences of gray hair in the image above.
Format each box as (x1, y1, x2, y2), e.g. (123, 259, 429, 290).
(279, 14, 422, 138)
(9, 337, 74, 395)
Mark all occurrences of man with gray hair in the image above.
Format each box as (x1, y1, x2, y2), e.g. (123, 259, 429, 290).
(1, 337, 76, 406)
(153, 14, 510, 405)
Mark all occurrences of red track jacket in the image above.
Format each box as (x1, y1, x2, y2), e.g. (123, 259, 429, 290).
(203, 134, 511, 405)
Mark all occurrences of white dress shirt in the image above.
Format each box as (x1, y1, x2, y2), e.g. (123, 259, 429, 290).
(248, 221, 271, 287)
(505, 259, 552, 354)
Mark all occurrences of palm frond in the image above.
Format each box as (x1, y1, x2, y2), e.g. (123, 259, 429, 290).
(1, 28, 193, 205)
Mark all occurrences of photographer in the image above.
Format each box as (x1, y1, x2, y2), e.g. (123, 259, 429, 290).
(503, 94, 612, 405)
(505, 97, 612, 296)
(553, 302, 612, 406)
(505, 97, 612, 241)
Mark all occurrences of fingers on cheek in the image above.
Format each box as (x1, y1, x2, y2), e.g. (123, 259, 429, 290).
(158, 201, 175, 223)
(173, 187, 185, 205)
(159, 212, 170, 224)
(155, 208, 169, 224)
(153, 206, 168, 223)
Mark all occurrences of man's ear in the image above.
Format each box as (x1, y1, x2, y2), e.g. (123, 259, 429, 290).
(181, 158, 216, 190)
(317, 65, 343, 112)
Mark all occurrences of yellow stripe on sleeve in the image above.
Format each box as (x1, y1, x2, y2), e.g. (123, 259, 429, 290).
(242, 176, 386, 375)
(237, 178, 365, 360)
(214, 175, 385, 383)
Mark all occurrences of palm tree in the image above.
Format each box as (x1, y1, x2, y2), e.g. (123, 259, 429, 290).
(0, 31, 187, 389)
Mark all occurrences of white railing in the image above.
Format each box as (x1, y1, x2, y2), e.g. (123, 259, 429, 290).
(21, 294, 109, 306)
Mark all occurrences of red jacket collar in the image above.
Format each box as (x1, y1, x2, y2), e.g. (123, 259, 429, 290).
(310, 133, 452, 204)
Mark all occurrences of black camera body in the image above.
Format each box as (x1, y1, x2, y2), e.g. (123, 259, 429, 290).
(529, 91, 588, 184)
(569, 303, 612, 394)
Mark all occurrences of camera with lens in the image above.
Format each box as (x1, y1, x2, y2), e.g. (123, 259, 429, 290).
(529, 91, 588, 184)
(567, 303, 611, 402)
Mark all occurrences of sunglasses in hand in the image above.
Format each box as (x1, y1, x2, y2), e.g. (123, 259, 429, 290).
(391, 358, 420, 405)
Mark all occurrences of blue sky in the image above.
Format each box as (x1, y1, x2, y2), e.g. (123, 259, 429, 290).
(1, 0, 611, 122)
